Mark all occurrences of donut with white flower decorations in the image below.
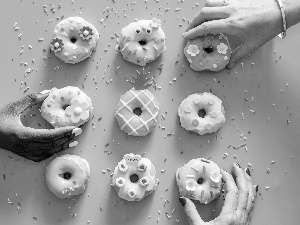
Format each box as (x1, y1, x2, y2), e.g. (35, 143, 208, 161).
(115, 88, 159, 136)
(41, 86, 93, 128)
(176, 158, 222, 204)
(178, 92, 225, 135)
(116, 18, 166, 66)
(45, 154, 90, 199)
(50, 17, 99, 64)
(184, 33, 231, 72)
(112, 153, 159, 201)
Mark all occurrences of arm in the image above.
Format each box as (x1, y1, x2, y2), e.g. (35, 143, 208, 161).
(283, 0, 300, 29)
(183, 0, 300, 68)
(0, 92, 81, 162)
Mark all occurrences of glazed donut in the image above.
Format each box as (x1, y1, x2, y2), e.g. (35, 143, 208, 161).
(184, 33, 231, 72)
(50, 17, 99, 64)
(116, 18, 166, 66)
(45, 154, 90, 199)
(112, 153, 159, 201)
(115, 88, 159, 136)
(176, 158, 222, 204)
(178, 92, 225, 135)
(41, 86, 93, 128)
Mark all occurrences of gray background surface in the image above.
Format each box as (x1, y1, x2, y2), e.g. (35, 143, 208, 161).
(0, 0, 300, 224)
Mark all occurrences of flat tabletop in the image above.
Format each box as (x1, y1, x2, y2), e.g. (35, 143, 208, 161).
(1, 1, 300, 225)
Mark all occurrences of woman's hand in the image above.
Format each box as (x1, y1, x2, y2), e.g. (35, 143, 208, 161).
(182, 0, 284, 68)
(179, 163, 258, 225)
(0, 91, 82, 162)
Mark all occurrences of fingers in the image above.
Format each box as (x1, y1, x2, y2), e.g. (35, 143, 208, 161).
(21, 126, 81, 142)
(246, 180, 258, 224)
(13, 90, 51, 115)
(179, 196, 205, 225)
(205, 0, 228, 7)
(23, 140, 77, 162)
(183, 19, 229, 40)
(186, 7, 230, 31)
(234, 165, 250, 220)
(49, 139, 78, 155)
(28, 132, 75, 150)
(219, 167, 238, 219)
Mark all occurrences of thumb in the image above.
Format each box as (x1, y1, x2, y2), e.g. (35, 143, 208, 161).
(179, 196, 205, 225)
(12, 90, 51, 115)
(227, 41, 254, 69)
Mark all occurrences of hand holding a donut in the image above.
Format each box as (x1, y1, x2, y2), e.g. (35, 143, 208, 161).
(179, 163, 258, 225)
(183, 0, 300, 68)
(0, 91, 82, 162)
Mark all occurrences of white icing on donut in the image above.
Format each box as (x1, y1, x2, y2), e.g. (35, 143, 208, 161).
(50, 17, 99, 64)
(45, 154, 90, 199)
(116, 18, 166, 66)
(176, 158, 222, 204)
(184, 33, 231, 72)
(41, 86, 93, 128)
(178, 92, 225, 135)
(112, 153, 159, 201)
(115, 88, 159, 136)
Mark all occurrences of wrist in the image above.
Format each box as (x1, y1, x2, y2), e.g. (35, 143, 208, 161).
(282, 0, 300, 29)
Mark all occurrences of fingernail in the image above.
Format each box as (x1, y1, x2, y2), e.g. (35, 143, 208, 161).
(179, 197, 186, 207)
(235, 162, 241, 168)
(182, 32, 187, 38)
(245, 168, 251, 176)
(39, 90, 51, 95)
(69, 141, 78, 148)
(72, 128, 82, 136)
(255, 185, 259, 192)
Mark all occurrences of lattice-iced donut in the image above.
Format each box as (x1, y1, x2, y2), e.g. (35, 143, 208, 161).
(115, 88, 159, 136)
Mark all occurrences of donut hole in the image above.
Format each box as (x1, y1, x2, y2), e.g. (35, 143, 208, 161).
(59, 172, 72, 180)
(197, 177, 204, 185)
(139, 40, 147, 46)
(130, 174, 139, 183)
(133, 107, 143, 116)
(203, 46, 214, 54)
(70, 37, 77, 43)
(198, 109, 206, 118)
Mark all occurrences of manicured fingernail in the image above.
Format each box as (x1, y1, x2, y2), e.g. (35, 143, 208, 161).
(69, 141, 78, 148)
(245, 168, 251, 176)
(182, 32, 187, 38)
(72, 128, 82, 136)
(255, 185, 259, 192)
(39, 90, 51, 95)
(235, 162, 241, 168)
(179, 197, 186, 207)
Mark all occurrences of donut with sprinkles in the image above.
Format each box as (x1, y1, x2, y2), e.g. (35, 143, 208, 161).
(116, 18, 166, 66)
(184, 33, 231, 72)
(50, 17, 99, 64)
(178, 92, 225, 135)
(176, 158, 222, 204)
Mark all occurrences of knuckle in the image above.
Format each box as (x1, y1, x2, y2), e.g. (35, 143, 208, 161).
(200, 7, 209, 16)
